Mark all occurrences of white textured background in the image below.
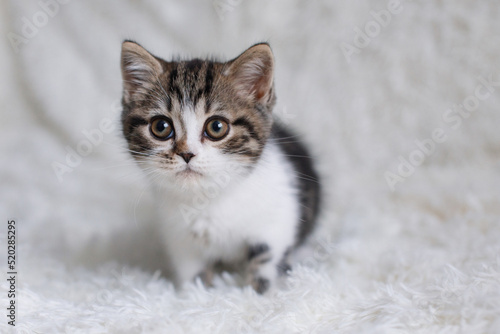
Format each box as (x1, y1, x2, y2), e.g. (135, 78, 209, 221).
(1, 0, 500, 333)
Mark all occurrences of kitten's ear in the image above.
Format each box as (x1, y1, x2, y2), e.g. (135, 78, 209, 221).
(121, 41, 163, 103)
(226, 43, 274, 106)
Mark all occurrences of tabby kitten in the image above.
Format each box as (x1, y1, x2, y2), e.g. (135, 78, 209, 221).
(120, 41, 320, 293)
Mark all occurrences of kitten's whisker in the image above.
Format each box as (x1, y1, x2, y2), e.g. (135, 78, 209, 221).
(277, 154, 315, 159)
(124, 148, 156, 157)
(257, 156, 320, 184)
(111, 166, 158, 183)
(269, 134, 303, 141)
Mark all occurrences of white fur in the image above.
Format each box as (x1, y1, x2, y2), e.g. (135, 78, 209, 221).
(155, 139, 299, 286)
(180, 108, 203, 157)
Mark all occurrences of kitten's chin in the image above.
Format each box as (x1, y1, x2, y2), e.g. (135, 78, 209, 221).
(172, 167, 206, 188)
(176, 168, 204, 179)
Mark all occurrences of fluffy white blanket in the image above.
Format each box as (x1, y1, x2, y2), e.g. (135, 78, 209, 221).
(1, 0, 500, 332)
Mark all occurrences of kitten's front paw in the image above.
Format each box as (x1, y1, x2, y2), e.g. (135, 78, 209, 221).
(252, 276, 270, 294)
(197, 268, 215, 287)
(246, 243, 274, 294)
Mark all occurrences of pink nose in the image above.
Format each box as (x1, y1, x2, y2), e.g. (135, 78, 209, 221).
(178, 152, 195, 163)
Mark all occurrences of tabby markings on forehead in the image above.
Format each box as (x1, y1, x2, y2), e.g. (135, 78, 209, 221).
(168, 67, 183, 103)
(159, 61, 216, 113)
(186, 59, 204, 70)
(203, 62, 215, 113)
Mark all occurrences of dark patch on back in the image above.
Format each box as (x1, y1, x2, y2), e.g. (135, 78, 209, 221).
(271, 123, 321, 245)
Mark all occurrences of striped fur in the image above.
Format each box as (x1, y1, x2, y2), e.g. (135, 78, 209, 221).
(121, 41, 273, 167)
(120, 41, 320, 293)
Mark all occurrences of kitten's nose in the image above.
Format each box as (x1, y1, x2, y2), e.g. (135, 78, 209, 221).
(178, 152, 195, 163)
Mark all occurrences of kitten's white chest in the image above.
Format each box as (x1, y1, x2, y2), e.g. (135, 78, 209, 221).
(156, 142, 300, 263)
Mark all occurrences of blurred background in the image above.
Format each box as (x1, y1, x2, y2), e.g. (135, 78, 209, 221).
(1, 0, 500, 331)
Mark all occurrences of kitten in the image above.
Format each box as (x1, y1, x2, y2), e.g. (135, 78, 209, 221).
(120, 41, 321, 293)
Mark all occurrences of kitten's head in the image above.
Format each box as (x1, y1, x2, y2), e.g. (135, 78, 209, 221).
(120, 41, 276, 190)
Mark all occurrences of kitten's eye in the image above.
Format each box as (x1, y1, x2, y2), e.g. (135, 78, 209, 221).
(150, 117, 174, 140)
(204, 118, 229, 140)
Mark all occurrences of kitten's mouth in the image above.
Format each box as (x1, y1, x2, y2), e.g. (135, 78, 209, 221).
(176, 166, 203, 177)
